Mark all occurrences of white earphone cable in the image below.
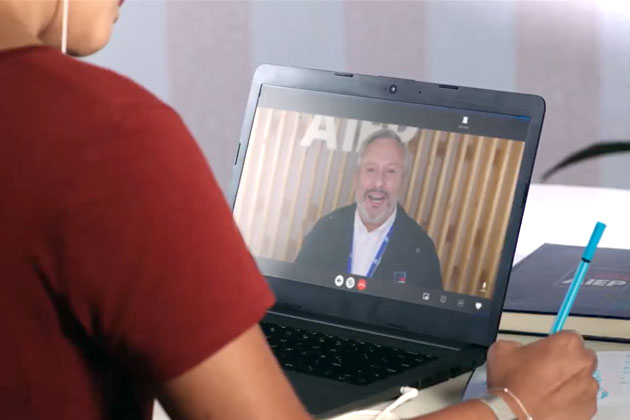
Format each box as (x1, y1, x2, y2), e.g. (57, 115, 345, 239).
(61, 0, 69, 54)
(333, 387, 419, 420)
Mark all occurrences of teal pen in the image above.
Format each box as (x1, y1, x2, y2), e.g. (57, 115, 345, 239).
(550, 222, 606, 334)
(549, 221, 607, 398)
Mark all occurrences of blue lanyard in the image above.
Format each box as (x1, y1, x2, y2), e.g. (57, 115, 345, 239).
(347, 224, 394, 278)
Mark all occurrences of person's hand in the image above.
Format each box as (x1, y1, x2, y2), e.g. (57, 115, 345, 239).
(486, 331, 598, 420)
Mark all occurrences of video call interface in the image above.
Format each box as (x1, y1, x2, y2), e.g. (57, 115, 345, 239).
(234, 86, 530, 315)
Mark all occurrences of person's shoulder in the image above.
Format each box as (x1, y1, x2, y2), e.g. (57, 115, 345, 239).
(318, 204, 355, 225)
(18, 48, 188, 149)
(7, 48, 199, 187)
(17, 46, 167, 116)
(395, 206, 433, 243)
(304, 204, 355, 237)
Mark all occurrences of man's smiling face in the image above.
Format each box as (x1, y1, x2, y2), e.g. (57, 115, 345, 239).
(355, 137, 405, 229)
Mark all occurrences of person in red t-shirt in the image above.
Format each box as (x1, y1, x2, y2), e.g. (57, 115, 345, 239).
(0, 1, 598, 420)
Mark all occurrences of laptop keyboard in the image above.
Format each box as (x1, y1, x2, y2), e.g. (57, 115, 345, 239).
(261, 322, 437, 386)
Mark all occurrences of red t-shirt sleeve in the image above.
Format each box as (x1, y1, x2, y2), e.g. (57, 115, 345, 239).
(54, 104, 274, 382)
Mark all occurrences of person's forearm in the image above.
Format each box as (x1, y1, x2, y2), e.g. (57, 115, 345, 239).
(411, 399, 499, 420)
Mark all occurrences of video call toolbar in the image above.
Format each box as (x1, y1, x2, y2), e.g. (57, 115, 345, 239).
(328, 273, 490, 315)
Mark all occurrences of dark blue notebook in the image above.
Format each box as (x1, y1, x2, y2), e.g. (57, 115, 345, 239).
(504, 243, 630, 319)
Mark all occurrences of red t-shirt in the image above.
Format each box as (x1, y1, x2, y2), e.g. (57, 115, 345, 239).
(0, 46, 274, 419)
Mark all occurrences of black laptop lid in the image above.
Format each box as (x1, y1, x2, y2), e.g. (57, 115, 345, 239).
(227, 65, 544, 347)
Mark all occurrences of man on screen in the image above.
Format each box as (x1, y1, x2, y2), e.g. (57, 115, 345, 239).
(296, 129, 442, 290)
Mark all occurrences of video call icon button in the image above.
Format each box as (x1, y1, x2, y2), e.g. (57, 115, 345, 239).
(345, 277, 356, 289)
(457, 299, 465, 308)
(334, 275, 344, 287)
(357, 279, 367, 291)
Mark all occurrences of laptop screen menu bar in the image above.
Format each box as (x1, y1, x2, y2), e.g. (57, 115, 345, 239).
(258, 86, 531, 142)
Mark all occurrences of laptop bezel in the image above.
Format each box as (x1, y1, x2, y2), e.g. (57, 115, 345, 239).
(227, 64, 544, 347)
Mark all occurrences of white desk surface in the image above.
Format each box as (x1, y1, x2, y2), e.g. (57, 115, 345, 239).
(332, 335, 630, 420)
(153, 184, 630, 420)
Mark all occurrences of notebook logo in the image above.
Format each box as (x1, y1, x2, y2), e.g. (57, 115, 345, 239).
(554, 270, 630, 290)
(558, 278, 627, 288)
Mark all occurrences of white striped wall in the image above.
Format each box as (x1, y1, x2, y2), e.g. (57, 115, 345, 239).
(598, 4, 630, 189)
(424, 0, 516, 91)
(85, 0, 630, 192)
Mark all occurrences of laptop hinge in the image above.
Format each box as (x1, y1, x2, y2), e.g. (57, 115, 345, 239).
(267, 309, 462, 352)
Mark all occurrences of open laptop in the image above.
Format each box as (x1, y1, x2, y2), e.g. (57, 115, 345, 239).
(227, 65, 545, 417)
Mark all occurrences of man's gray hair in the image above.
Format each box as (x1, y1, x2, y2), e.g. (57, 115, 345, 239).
(357, 128, 412, 174)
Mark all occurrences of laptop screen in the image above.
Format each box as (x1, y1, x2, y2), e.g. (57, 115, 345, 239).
(233, 85, 530, 320)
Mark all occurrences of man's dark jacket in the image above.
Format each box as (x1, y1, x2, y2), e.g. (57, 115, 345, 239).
(295, 203, 442, 290)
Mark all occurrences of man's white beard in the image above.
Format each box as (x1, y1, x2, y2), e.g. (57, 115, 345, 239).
(356, 198, 395, 227)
